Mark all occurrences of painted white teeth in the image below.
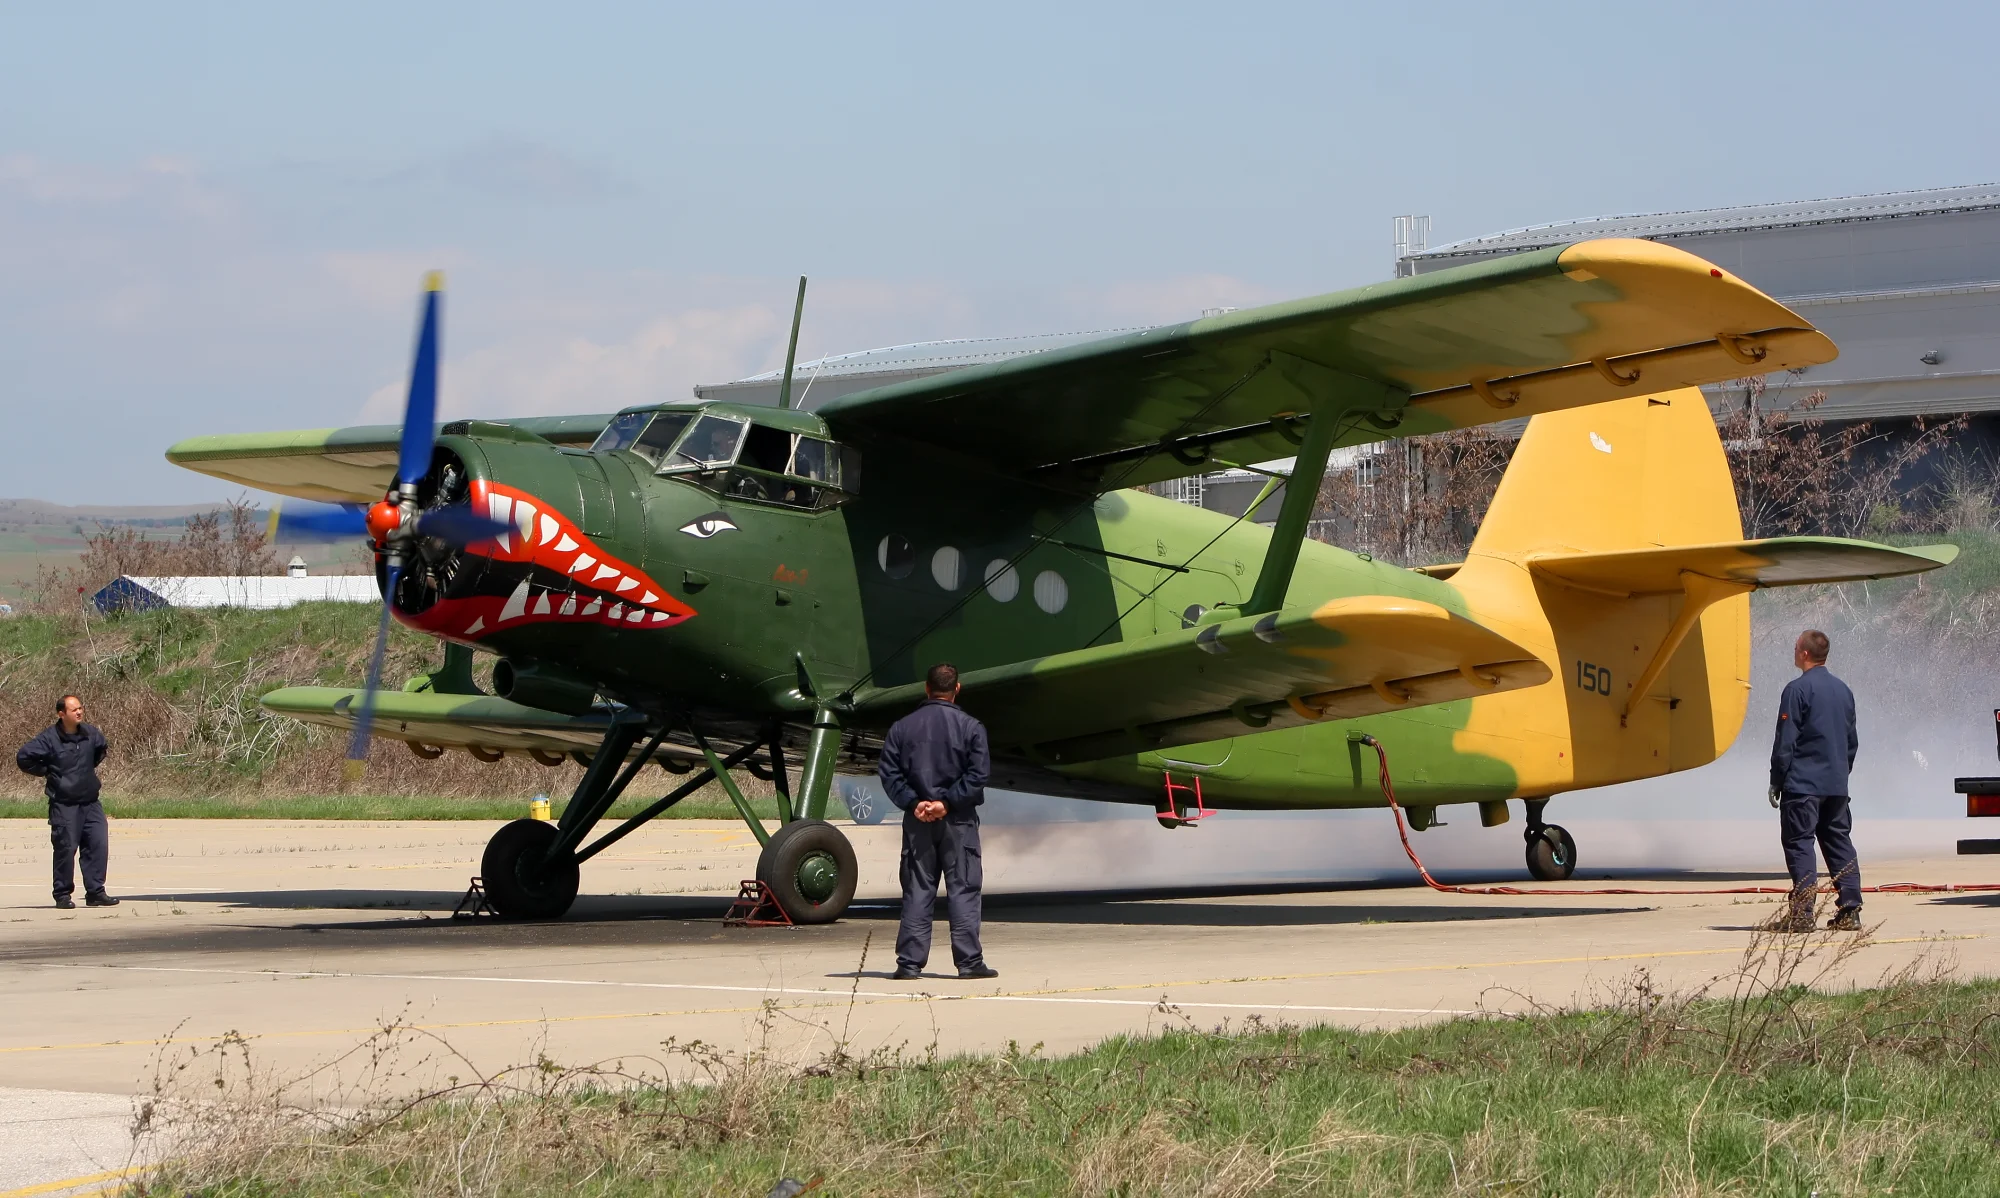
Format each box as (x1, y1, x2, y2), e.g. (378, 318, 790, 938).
(465, 617, 486, 635)
(639, 591, 657, 605)
(538, 514, 559, 545)
(558, 595, 576, 616)
(532, 592, 552, 616)
(626, 609, 645, 623)
(582, 598, 601, 616)
(555, 535, 578, 552)
(607, 603, 624, 621)
(515, 501, 537, 543)
(650, 611, 670, 623)
(592, 565, 621, 584)
(615, 577, 638, 594)
(570, 553, 597, 575)
(497, 578, 531, 623)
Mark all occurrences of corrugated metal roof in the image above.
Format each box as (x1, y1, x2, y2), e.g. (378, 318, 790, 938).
(1411, 183, 2000, 261)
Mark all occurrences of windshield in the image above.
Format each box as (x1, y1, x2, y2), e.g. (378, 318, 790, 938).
(789, 437, 838, 485)
(660, 414, 748, 472)
(630, 412, 692, 468)
(589, 411, 650, 455)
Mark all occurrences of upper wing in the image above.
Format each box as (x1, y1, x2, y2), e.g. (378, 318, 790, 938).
(1529, 537, 1959, 595)
(166, 414, 615, 504)
(819, 239, 1836, 491)
(852, 596, 1551, 764)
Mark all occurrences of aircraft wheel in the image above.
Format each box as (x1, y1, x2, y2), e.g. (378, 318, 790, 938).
(838, 778, 886, 826)
(756, 819, 857, 924)
(481, 818, 580, 919)
(1525, 825, 1577, 882)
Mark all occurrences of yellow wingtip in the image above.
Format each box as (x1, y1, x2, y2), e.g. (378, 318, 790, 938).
(342, 758, 366, 784)
(423, 269, 445, 292)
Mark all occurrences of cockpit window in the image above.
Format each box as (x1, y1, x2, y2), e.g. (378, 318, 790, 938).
(789, 437, 837, 485)
(590, 411, 650, 455)
(630, 412, 692, 469)
(650, 412, 858, 509)
(659, 414, 748, 473)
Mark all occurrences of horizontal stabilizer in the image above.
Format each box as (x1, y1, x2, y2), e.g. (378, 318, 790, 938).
(853, 596, 1552, 764)
(1528, 536, 1959, 597)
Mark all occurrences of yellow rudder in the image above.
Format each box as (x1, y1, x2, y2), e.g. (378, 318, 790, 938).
(1449, 387, 1751, 795)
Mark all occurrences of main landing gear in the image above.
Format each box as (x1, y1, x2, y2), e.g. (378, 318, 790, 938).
(477, 706, 857, 923)
(1522, 798, 1577, 882)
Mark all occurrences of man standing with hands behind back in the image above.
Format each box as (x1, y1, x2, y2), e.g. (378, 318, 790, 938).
(17, 694, 118, 909)
(879, 663, 997, 981)
(1769, 629, 1860, 932)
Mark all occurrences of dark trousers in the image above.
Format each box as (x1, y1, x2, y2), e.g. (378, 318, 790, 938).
(50, 800, 109, 901)
(1781, 792, 1861, 913)
(897, 814, 984, 971)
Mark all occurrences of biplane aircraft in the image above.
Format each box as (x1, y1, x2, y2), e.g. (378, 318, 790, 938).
(166, 240, 1956, 922)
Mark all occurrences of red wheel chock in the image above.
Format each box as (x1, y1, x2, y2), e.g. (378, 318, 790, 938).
(723, 879, 795, 927)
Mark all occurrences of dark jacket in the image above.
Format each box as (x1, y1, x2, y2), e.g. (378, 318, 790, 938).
(1770, 666, 1857, 798)
(878, 699, 989, 818)
(17, 722, 109, 806)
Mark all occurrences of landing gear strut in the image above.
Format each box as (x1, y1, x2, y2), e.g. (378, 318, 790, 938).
(474, 708, 857, 923)
(1522, 798, 1577, 882)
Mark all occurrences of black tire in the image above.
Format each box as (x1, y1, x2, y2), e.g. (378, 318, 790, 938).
(481, 818, 580, 919)
(1525, 825, 1577, 882)
(755, 819, 857, 924)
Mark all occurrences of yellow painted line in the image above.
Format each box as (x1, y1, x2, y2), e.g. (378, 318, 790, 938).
(0, 1169, 137, 1198)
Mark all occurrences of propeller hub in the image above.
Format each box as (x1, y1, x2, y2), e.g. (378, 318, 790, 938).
(366, 499, 403, 545)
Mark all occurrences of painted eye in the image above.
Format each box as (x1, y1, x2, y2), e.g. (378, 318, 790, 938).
(679, 512, 737, 539)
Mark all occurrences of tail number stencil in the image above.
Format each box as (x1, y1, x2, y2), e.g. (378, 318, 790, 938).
(1575, 661, 1613, 696)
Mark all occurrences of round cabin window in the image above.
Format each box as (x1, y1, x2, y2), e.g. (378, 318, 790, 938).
(984, 560, 1019, 602)
(1033, 570, 1068, 614)
(931, 546, 963, 591)
(877, 534, 915, 579)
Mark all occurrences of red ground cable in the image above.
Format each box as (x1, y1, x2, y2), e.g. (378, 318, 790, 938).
(1357, 734, 2000, 897)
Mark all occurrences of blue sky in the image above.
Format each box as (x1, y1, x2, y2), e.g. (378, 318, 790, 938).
(4, 1, 1997, 503)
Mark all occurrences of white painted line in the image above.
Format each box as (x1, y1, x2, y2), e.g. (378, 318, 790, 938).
(36, 964, 1474, 1017)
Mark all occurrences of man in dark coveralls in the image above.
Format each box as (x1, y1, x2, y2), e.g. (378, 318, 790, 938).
(879, 663, 998, 980)
(16, 694, 119, 909)
(1769, 629, 1860, 932)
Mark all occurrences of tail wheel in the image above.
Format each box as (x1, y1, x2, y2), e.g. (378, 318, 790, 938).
(1525, 825, 1577, 882)
(755, 819, 857, 924)
(481, 818, 580, 919)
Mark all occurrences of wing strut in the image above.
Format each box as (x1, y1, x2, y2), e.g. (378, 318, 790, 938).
(1245, 355, 1406, 613)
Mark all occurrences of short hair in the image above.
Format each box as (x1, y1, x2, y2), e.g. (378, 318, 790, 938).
(56, 693, 81, 714)
(925, 663, 959, 694)
(1799, 630, 1830, 664)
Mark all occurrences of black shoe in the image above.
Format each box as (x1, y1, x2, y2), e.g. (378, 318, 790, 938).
(892, 965, 922, 980)
(1829, 908, 1863, 931)
(958, 964, 999, 980)
(85, 893, 119, 907)
(1759, 910, 1815, 934)
(53, 897, 74, 910)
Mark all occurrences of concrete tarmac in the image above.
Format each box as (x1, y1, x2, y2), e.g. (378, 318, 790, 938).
(1, 814, 1995, 1190)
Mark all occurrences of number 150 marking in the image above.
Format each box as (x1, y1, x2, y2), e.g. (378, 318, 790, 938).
(1575, 660, 1612, 696)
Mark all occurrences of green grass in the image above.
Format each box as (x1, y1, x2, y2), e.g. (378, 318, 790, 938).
(0, 789, 855, 822)
(151, 954, 2000, 1196)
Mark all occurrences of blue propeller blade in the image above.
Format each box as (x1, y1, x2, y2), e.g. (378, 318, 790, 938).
(269, 503, 368, 538)
(414, 504, 512, 545)
(395, 272, 444, 487)
(343, 564, 399, 782)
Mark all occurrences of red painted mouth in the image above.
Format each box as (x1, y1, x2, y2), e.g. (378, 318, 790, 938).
(397, 480, 694, 642)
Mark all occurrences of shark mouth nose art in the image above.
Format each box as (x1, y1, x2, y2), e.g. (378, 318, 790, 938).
(398, 480, 694, 641)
